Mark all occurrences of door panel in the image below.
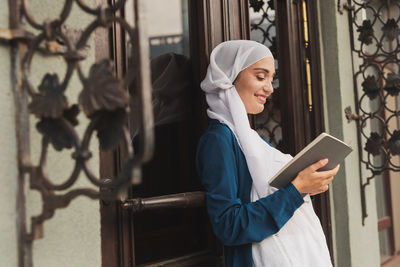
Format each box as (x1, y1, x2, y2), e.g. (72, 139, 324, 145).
(130, 0, 216, 265)
(100, 0, 232, 266)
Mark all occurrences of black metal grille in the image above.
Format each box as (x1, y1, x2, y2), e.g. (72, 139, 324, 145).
(250, 0, 283, 149)
(348, 0, 400, 223)
(7, 0, 154, 243)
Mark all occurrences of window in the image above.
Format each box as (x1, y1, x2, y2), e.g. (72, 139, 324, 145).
(348, 1, 400, 265)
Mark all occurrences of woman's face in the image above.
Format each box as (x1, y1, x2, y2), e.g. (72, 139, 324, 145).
(234, 57, 275, 114)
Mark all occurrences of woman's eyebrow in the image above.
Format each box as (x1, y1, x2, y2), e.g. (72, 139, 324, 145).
(253, 68, 275, 77)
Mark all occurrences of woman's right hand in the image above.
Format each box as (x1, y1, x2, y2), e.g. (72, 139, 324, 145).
(291, 159, 340, 195)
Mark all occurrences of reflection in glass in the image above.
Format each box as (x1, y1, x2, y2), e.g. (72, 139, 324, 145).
(130, 1, 210, 265)
(379, 228, 392, 262)
(145, 0, 190, 59)
(375, 175, 389, 219)
(151, 53, 191, 127)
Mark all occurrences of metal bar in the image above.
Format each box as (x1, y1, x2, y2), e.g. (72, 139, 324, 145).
(305, 58, 313, 112)
(121, 191, 205, 212)
(136, 250, 223, 267)
(135, 0, 155, 163)
(302, 0, 312, 112)
(302, 0, 309, 48)
(0, 27, 34, 41)
(9, 0, 33, 266)
(0, 27, 68, 55)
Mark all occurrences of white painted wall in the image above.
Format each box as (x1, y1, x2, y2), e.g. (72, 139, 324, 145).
(0, 4, 19, 266)
(387, 97, 400, 253)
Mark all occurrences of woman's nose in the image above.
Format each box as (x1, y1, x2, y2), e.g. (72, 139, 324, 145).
(264, 82, 273, 93)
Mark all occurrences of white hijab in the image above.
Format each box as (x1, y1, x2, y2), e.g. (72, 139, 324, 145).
(201, 40, 332, 267)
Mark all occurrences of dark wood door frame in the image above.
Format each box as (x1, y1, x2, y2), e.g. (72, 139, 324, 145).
(97, 0, 136, 266)
(275, 0, 333, 260)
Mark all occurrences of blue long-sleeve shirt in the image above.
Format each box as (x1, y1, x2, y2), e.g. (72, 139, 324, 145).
(196, 119, 304, 267)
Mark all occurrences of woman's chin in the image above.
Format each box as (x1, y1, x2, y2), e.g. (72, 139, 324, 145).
(247, 106, 265, 115)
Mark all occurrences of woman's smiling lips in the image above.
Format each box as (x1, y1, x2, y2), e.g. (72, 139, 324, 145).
(255, 93, 268, 104)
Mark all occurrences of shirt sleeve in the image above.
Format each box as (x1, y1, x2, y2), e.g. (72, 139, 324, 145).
(196, 132, 304, 246)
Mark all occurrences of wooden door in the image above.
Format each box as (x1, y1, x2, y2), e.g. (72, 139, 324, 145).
(99, 1, 250, 266)
(99, 0, 332, 266)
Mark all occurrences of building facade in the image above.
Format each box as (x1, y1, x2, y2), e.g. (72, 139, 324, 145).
(0, 0, 399, 266)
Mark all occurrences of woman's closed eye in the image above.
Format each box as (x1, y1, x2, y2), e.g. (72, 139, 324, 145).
(256, 75, 265, 81)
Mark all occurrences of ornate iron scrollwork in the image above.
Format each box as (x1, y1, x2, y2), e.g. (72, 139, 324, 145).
(250, 0, 283, 149)
(9, 0, 154, 246)
(348, 0, 400, 224)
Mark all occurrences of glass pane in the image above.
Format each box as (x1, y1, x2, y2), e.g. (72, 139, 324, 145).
(249, 1, 283, 149)
(375, 174, 389, 219)
(379, 228, 392, 262)
(130, 0, 210, 265)
(145, 0, 190, 59)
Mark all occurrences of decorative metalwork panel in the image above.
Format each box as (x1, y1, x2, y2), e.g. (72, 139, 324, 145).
(7, 0, 154, 246)
(348, 0, 400, 223)
(249, 0, 283, 149)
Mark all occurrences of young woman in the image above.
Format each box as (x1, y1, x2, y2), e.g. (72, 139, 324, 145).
(196, 40, 339, 267)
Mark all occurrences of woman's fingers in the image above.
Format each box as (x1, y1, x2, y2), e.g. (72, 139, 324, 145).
(315, 165, 340, 179)
(306, 159, 329, 173)
(294, 162, 339, 195)
(326, 176, 334, 183)
(305, 161, 340, 176)
(331, 164, 340, 173)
